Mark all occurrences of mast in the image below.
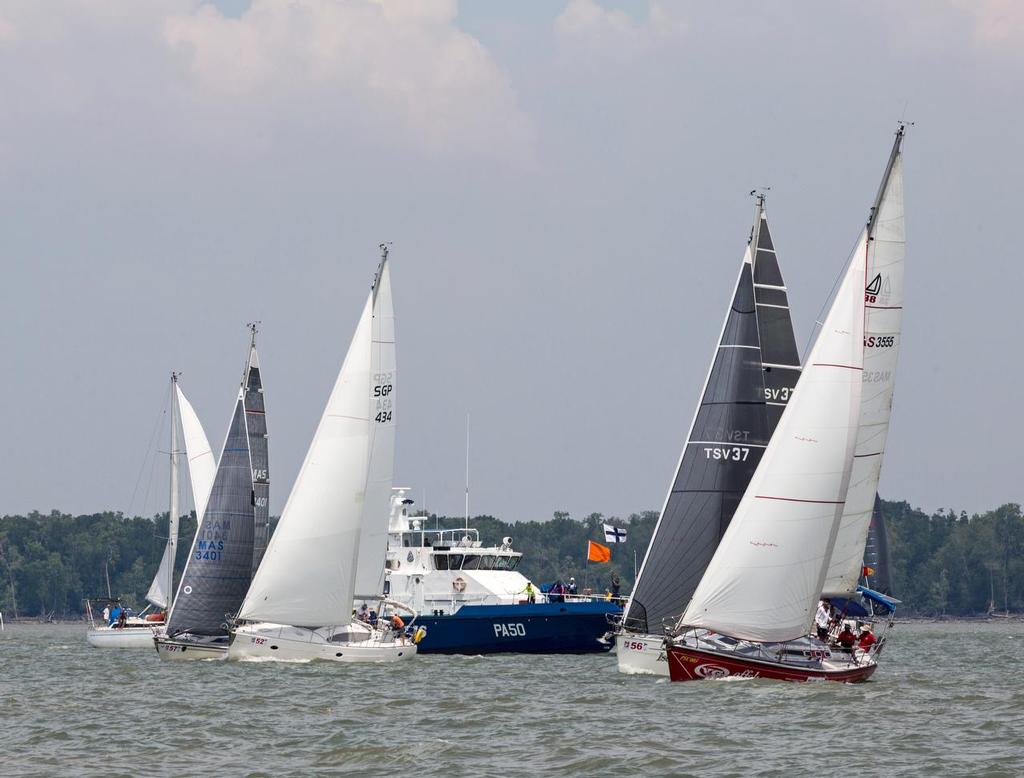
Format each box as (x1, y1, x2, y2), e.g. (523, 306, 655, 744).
(866, 124, 906, 235)
(167, 372, 181, 613)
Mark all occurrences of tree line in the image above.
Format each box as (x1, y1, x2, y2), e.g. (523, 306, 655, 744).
(1, 499, 1021, 619)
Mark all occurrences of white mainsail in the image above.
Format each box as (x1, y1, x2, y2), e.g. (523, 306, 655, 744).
(146, 380, 216, 609)
(354, 255, 397, 600)
(238, 284, 378, 627)
(822, 135, 905, 596)
(680, 232, 867, 643)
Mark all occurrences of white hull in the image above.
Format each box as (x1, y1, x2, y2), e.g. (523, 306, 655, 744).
(616, 633, 670, 677)
(87, 626, 158, 649)
(154, 635, 228, 661)
(228, 622, 417, 663)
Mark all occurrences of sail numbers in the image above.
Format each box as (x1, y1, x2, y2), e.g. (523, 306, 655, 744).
(704, 446, 750, 462)
(373, 371, 394, 424)
(764, 387, 793, 402)
(864, 336, 895, 348)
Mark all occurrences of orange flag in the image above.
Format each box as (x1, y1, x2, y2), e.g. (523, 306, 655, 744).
(588, 540, 611, 563)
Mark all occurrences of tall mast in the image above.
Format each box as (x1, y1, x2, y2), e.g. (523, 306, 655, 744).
(867, 124, 907, 235)
(167, 372, 181, 612)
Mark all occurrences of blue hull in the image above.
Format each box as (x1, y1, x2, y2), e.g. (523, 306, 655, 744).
(413, 601, 620, 654)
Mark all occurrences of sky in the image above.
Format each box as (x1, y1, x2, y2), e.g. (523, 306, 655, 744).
(1, 0, 1021, 523)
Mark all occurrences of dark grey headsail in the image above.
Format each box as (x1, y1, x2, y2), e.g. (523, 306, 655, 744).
(244, 331, 270, 576)
(863, 495, 892, 594)
(166, 396, 256, 636)
(624, 198, 801, 634)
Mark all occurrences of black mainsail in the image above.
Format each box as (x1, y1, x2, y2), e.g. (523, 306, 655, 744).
(863, 495, 893, 594)
(624, 198, 800, 634)
(244, 329, 270, 576)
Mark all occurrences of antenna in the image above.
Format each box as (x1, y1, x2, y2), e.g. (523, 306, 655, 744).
(373, 242, 392, 294)
(464, 413, 470, 533)
(749, 186, 771, 207)
(247, 321, 260, 347)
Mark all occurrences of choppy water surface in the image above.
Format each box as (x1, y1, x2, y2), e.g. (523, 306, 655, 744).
(2, 621, 1023, 777)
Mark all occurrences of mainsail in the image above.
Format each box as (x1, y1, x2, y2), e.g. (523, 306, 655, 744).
(624, 200, 800, 634)
(681, 218, 867, 643)
(354, 249, 396, 600)
(244, 335, 271, 576)
(239, 253, 393, 628)
(822, 128, 905, 596)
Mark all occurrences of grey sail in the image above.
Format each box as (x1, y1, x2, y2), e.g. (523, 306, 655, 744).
(244, 342, 270, 576)
(624, 201, 801, 634)
(166, 396, 256, 636)
(863, 495, 893, 594)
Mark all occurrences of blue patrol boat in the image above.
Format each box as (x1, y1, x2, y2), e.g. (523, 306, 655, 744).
(381, 490, 620, 654)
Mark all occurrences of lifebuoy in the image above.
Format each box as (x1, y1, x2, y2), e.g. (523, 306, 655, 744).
(453, 576, 467, 593)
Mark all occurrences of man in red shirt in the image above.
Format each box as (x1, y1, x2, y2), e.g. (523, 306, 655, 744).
(858, 626, 877, 652)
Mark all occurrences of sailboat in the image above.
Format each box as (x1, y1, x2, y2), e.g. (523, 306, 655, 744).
(228, 246, 417, 663)
(616, 194, 801, 676)
(86, 374, 216, 648)
(155, 328, 269, 660)
(665, 126, 907, 683)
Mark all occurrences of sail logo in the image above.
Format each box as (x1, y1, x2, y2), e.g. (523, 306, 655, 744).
(704, 446, 750, 462)
(865, 273, 887, 303)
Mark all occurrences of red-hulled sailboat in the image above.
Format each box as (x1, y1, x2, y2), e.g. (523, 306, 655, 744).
(665, 126, 907, 684)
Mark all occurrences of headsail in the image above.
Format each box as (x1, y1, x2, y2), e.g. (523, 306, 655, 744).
(244, 329, 271, 576)
(354, 248, 397, 600)
(239, 267, 383, 628)
(681, 222, 866, 643)
(624, 201, 800, 634)
(176, 384, 217, 522)
(822, 128, 905, 596)
(167, 393, 256, 636)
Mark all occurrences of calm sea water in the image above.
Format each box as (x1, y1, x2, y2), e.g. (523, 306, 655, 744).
(1, 621, 1022, 777)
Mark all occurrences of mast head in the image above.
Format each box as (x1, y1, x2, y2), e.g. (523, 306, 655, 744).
(750, 186, 771, 208)
(372, 242, 392, 299)
(170, 371, 179, 384)
(247, 321, 260, 348)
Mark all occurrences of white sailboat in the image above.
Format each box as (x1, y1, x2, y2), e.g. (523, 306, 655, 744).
(665, 127, 907, 683)
(228, 246, 417, 663)
(86, 374, 215, 648)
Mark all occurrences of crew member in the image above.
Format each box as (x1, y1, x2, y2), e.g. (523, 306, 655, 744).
(390, 613, 406, 644)
(567, 577, 578, 596)
(522, 581, 536, 604)
(857, 625, 876, 652)
(814, 600, 831, 640)
(835, 623, 856, 651)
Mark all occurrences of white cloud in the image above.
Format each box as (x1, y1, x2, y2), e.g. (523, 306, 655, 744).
(0, 0, 533, 164)
(161, 0, 534, 158)
(950, 0, 1024, 49)
(554, 0, 686, 63)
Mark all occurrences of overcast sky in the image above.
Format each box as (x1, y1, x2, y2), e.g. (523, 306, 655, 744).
(2, 0, 1021, 523)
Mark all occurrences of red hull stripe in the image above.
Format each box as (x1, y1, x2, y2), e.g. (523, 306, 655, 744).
(755, 496, 846, 505)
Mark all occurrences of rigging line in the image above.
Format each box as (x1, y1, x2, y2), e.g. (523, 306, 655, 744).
(799, 229, 868, 365)
(127, 385, 170, 518)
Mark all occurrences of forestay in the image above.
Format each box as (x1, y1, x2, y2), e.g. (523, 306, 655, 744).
(239, 285, 378, 628)
(167, 395, 256, 636)
(624, 203, 800, 634)
(681, 227, 866, 644)
(822, 132, 905, 596)
(354, 255, 396, 601)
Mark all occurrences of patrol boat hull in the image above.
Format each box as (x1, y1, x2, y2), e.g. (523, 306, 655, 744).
(411, 601, 618, 654)
(666, 644, 877, 683)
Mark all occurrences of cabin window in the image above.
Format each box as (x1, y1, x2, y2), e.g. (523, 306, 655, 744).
(493, 556, 510, 570)
(448, 554, 464, 570)
(461, 555, 481, 570)
(478, 556, 495, 570)
(434, 554, 449, 571)
(507, 556, 520, 570)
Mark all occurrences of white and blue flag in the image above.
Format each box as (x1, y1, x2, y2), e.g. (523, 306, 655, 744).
(603, 523, 627, 544)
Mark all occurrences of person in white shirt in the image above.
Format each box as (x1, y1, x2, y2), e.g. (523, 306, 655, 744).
(815, 600, 832, 640)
